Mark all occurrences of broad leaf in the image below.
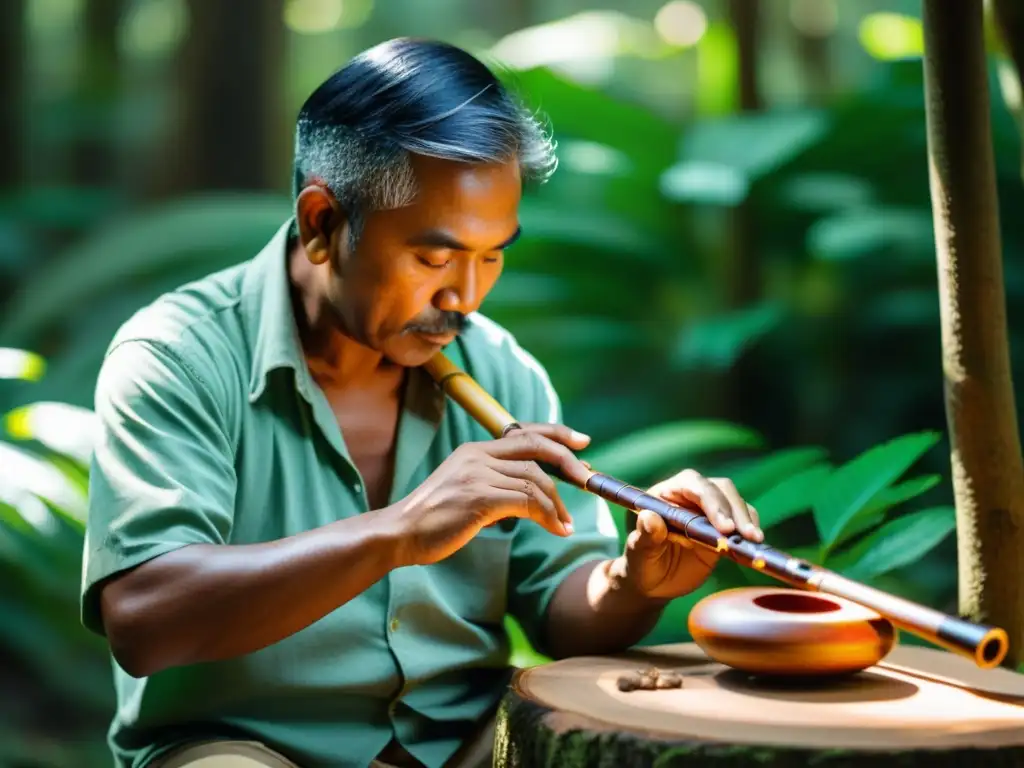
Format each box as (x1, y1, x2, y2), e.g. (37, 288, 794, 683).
(672, 301, 786, 371)
(5, 402, 98, 466)
(661, 109, 829, 205)
(831, 474, 941, 548)
(0, 348, 45, 381)
(0, 443, 87, 524)
(721, 446, 829, 499)
(0, 193, 291, 346)
(827, 506, 956, 582)
(750, 464, 832, 530)
(581, 421, 763, 486)
(807, 206, 934, 261)
(813, 431, 941, 548)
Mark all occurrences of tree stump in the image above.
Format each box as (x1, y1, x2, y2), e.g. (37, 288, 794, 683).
(494, 642, 1024, 767)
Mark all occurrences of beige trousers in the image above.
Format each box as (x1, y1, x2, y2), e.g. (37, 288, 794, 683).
(152, 715, 496, 768)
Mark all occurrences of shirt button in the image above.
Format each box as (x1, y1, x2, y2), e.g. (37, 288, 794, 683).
(353, 482, 363, 494)
(389, 618, 400, 632)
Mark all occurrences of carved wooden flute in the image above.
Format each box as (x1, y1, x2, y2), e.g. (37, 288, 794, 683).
(423, 350, 1010, 670)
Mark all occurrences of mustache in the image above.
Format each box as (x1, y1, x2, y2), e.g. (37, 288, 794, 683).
(404, 311, 468, 336)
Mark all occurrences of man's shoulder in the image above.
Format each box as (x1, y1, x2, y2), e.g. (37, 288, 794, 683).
(101, 261, 252, 394)
(451, 313, 559, 418)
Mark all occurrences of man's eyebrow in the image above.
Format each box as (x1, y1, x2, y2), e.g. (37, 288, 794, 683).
(407, 225, 522, 252)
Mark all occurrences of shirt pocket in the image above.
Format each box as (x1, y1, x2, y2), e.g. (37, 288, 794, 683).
(434, 526, 514, 626)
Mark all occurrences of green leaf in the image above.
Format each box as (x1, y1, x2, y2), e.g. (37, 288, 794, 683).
(0, 193, 291, 347)
(807, 207, 934, 262)
(0, 348, 45, 381)
(517, 198, 669, 263)
(581, 421, 763, 486)
(813, 431, 942, 548)
(0, 443, 87, 523)
(5, 401, 98, 466)
(672, 301, 786, 371)
(827, 506, 956, 581)
(661, 109, 829, 205)
(832, 474, 942, 547)
(750, 464, 832, 530)
(723, 447, 830, 499)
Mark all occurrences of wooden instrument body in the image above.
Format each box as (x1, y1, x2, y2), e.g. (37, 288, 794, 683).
(495, 642, 1024, 768)
(687, 587, 897, 678)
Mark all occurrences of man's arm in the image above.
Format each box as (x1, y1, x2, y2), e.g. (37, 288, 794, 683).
(541, 544, 714, 659)
(99, 510, 404, 678)
(84, 339, 410, 678)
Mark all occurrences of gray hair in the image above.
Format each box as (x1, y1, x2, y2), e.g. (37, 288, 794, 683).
(291, 38, 558, 243)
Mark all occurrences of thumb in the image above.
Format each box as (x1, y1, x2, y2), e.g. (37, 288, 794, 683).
(628, 510, 670, 551)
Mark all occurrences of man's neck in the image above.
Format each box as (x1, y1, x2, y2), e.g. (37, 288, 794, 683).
(286, 242, 400, 392)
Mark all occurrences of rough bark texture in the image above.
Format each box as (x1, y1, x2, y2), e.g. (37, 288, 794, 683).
(494, 684, 1024, 768)
(921, 0, 1024, 667)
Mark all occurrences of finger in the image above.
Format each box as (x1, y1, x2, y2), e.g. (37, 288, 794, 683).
(486, 431, 593, 487)
(484, 468, 570, 537)
(656, 469, 736, 534)
(515, 422, 592, 451)
(635, 509, 669, 547)
(710, 478, 763, 542)
(491, 458, 574, 532)
(747, 504, 760, 529)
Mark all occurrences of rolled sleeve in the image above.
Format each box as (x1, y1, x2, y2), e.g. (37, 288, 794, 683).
(506, 354, 621, 654)
(81, 339, 237, 637)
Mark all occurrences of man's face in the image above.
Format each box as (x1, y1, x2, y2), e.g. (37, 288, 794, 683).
(312, 154, 522, 367)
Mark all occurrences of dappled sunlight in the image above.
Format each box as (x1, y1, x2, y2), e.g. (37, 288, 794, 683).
(5, 401, 99, 466)
(488, 11, 671, 84)
(284, 0, 373, 34)
(0, 348, 46, 381)
(858, 13, 925, 61)
(654, 1, 708, 48)
(0, 443, 87, 524)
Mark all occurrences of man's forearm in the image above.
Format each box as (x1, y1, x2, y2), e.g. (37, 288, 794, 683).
(542, 554, 715, 659)
(100, 507, 406, 678)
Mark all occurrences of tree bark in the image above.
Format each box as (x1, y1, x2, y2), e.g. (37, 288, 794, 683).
(0, 0, 25, 191)
(495, 643, 1024, 767)
(921, 0, 1024, 667)
(722, 0, 764, 429)
(162, 0, 286, 195)
(72, 0, 123, 187)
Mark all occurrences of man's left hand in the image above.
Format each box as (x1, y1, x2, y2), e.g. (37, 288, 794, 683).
(616, 469, 762, 600)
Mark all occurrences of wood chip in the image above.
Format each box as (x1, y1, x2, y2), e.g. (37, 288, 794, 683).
(616, 667, 683, 692)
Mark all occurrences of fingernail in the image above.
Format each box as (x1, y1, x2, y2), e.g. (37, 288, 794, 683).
(564, 522, 575, 535)
(570, 430, 591, 443)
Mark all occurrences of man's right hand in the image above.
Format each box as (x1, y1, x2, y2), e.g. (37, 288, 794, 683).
(391, 424, 594, 566)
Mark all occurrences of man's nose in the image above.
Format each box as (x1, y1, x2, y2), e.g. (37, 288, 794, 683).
(435, 262, 478, 314)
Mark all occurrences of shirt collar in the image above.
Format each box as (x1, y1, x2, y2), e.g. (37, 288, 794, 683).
(239, 219, 449, 442)
(242, 218, 318, 404)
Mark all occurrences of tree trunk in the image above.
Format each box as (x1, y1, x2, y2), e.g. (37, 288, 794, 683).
(494, 643, 1024, 767)
(722, 0, 763, 429)
(72, 0, 123, 187)
(921, 0, 1024, 668)
(162, 0, 286, 195)
(0, 0, 25, 191)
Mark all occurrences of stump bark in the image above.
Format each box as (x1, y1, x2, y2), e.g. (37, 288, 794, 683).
(494, 643, 1024, 768)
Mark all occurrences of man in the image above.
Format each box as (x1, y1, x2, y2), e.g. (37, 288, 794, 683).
(81, 38, 762, 768)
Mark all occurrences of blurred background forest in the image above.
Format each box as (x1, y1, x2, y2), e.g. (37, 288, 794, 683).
(1, 0, 1023, 765)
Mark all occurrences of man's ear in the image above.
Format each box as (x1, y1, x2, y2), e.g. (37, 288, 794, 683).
(295, 185, 343, 265)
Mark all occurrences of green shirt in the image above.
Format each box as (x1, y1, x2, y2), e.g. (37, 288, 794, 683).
(81, 220, 622, 768)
